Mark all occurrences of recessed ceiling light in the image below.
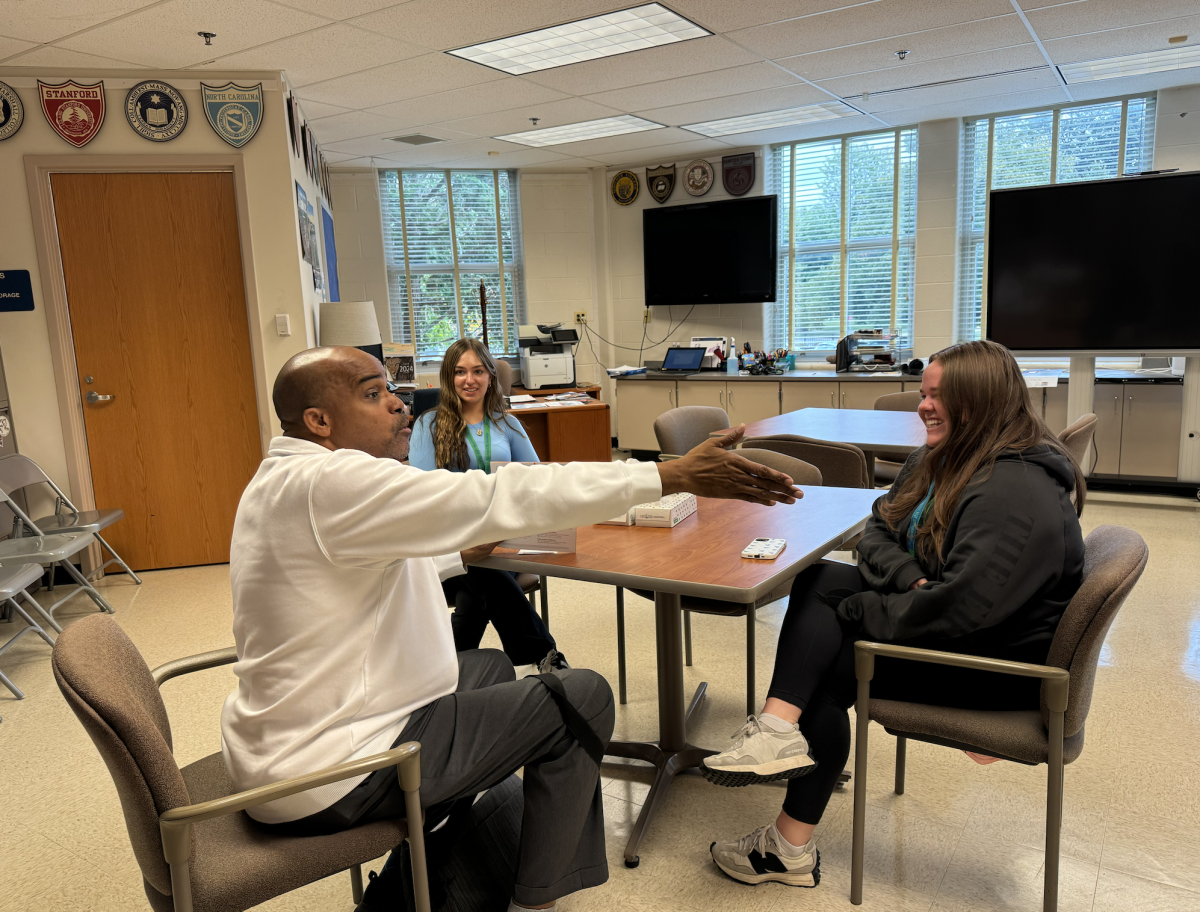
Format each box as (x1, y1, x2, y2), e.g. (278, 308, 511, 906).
(683, 102, 859, 138)
(1059, 44, 1200, 83)
(447, 3, 710, 75)
(496, 114, 663, 147)
(1169, 35, 1188, 44)
(387, 134, 443, 145)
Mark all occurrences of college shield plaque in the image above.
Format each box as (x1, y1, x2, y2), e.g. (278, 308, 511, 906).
(0, 81, 24, 141)
(39, 80, 105, 147)
(646, 164, 675, 203)
(611, 170, 640, 206)
(722, 153, 755, 196)
(125, 80, 187, 142)
(683, 159, 713, 196)
(201, 82, 264, 148)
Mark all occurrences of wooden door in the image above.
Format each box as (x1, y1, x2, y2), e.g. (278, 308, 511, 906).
(781, 381, 838, 412)
(52, 172, 262, 570)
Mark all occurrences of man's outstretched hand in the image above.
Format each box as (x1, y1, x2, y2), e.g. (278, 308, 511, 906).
(656, 426, 803, 506)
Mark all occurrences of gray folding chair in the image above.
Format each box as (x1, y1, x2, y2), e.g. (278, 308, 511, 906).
(0, 490, 115, 619)
(0, 562, 58, 699)
(873, 391, 922, 485)
(653, 406, 730, 459)
(0, 454, 140, 584)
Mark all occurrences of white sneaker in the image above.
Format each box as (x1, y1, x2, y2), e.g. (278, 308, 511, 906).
(701, 715, 816, 787)
(710, 824, 820, 887)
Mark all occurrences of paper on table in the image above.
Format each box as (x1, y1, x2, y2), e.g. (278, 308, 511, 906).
(509, 394, 536, 402)
(501, 528, 577, 553)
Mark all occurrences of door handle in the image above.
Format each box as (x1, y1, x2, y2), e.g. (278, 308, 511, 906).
(85, 391, 114, 403)
(841, 390, 846, 408)
(668, 389, 674, 406)
(718, 390, 724, 407)
(727, 390, 734, 408)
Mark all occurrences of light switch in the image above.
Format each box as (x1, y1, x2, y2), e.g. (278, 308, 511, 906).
(276, 314, 291, 336)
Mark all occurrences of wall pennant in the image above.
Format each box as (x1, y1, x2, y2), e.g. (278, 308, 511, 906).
(683, 159, 713, 196)
(125, 80, 187, 142)
(646, 164, 675, 203)
(0, 81, 25, 141)
(722, 152, 755, 196)
(201, 82, 263, 148)
(39, 80, 105, 147)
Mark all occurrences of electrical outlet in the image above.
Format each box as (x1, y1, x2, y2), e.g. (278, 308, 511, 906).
(575, 311, 588, 324)
(643, 309, 652, 324)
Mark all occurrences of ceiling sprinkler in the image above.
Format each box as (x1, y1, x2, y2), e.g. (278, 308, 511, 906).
(895, 49, 910, 60)
(529, 117, 540, 127)
(198, 31, 216, 45)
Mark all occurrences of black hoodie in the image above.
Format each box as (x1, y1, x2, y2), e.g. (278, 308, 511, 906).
(837, 444, 1084, 664)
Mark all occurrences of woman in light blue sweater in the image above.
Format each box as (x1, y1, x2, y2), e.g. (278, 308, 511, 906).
(408, 337, 564, 670)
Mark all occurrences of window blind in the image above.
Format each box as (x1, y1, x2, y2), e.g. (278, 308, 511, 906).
(955, 95, 1156, 343)
(379, 169, 524, 358)
(769, 127, 917, 353)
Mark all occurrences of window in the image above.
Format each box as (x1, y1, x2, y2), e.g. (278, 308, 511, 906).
(956, 96, 1156, 342)
(379, 169, 524, 358)
(768, 127, 917, 353)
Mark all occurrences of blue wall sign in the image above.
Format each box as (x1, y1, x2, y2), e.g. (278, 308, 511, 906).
(0, 270, 34, 311)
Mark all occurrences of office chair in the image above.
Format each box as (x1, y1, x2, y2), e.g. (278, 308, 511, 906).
(653, 406, 730, 459)
(1059, 413, 1098, 474)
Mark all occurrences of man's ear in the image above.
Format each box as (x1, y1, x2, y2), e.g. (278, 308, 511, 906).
(302, 407, 333, 439)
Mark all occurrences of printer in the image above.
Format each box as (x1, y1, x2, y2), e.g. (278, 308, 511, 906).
(518, 323, 578, 389)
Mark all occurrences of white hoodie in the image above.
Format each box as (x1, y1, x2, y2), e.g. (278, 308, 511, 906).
(221, 437, 661, 823)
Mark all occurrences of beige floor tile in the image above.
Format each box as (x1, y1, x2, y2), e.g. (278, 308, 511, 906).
(1100, 809, 1200, 893)
(1092, 867, 1200, 911)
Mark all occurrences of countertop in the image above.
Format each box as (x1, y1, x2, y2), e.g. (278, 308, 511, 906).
(616, 368, 1182, 384)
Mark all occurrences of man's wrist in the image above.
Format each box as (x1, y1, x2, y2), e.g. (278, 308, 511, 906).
(657, 459, 683, 496)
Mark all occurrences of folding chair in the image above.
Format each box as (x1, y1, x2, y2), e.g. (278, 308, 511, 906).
(0, 563, 58, 699)
(0, 454, 140, 584)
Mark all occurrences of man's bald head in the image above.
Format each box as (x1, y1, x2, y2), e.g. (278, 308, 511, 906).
(272, 347, 411, 459)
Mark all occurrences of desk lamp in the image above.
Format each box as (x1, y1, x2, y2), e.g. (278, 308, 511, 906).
(318, 300, 383, 362)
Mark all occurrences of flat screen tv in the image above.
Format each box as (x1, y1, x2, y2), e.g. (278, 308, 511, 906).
(643, 195, 777, 306)
(987, 171, 1200, 353)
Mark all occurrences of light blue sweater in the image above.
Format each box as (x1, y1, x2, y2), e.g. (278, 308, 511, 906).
(409, 411, 540, 471)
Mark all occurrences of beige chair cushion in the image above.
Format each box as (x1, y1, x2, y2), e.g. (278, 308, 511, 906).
(654, 406, 730, 456)
(495, 359, 514, 397)
(738, 448, 822, 486)
(1059, 412, 1097, 468)
(873, 390, 921, 412)
(515, 572, 541, 595)
(743, 435, 870, 488)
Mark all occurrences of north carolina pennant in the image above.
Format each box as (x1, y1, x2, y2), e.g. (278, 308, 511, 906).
(201, 82, 263, 148)
(39, 80, 105, 147)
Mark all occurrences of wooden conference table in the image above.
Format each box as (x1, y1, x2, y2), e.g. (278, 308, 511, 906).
(479, 485, 883, 866)
(738, 407, 927, 485)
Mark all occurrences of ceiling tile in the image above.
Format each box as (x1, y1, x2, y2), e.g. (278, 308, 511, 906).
(1, 44, 145, 68)
(1063, 67, 1200, 102)
(666, 0, 877, 34)
(307, 109, 413, 142)
(296, 51, 505, 108)
(811, 45, 1047, 100)
(269, 0, 405, 19)
(585, 137, 736, 167)
(0, 35, 39, 62)
(349, 0, 619, 51)
(59, 0, 331, 69)
(521, 35, 760, 95)
(535, 126, 701, 158)
(366, 78, 569, 128)
(583, 61, 801, 112)
(681, 114, 881, 146)
(1026, 0, 1200, 40)
(870, 86, 1069, 124)
(730, 0, 1015, 61)
(851, 66, 1062, 112)
(1043, 16, 1200, 65)
(439, 148, 575, 169)
(198, 23, 425, 86)
(437, 97, 625, 138)
(783, 17, 1034, 83)
(322, 150, 361, 162)
(0, 0, 155, 44)
(296, 98, 353, 119)
(633, 83, 835, 125)
(326, 131, 512, 158)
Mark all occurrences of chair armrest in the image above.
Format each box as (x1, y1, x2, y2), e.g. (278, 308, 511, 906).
(151, 647, 239, 688)
(853, 641, 1069, 712)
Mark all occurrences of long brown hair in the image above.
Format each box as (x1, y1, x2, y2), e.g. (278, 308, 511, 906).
(430, 338, 519, 470)
(881, 340, 1085, 564)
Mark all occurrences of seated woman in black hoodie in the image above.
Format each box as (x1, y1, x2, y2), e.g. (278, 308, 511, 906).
(704, 339, 1085, 888)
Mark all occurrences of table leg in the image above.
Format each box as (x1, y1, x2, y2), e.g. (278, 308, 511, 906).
(606, 591, 714, 868)
(862, 449, 877, 487)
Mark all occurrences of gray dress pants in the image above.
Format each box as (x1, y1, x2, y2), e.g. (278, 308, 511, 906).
(272, 649, 615, 906)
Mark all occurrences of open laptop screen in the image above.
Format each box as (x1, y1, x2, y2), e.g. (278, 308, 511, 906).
(661, 347, 706, 371)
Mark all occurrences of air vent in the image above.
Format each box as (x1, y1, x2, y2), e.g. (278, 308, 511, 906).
(386, 134, 443, 145)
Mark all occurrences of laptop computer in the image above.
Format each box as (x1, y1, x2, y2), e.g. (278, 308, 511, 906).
(645, 346, 706, 377)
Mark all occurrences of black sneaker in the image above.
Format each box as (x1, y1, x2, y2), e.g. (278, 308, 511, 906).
(537, 649, 569, 673)
(710, 824, 821, 887)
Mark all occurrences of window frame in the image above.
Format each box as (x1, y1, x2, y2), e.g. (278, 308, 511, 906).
(379, 168, 525, 358)
(955, 93, 1156, 343)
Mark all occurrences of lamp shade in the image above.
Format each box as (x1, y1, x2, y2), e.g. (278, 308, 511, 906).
(319, 301, 382, 348)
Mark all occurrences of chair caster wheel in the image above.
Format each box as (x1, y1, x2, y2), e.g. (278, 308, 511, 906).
(625, 856, 640, 868)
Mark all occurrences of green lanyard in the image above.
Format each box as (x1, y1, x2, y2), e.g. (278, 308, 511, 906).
(465, 419, 491, 473)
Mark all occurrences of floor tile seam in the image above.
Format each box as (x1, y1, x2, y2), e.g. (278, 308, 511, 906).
(24, 821, 136, 886)
(1096, 862, 1200, 897)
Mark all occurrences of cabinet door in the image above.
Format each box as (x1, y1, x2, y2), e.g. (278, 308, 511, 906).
(616, 382, 676, 451)
(1043, 386, 1069, 433)
(839, 381, 903, 410)
(1091, 383, 1123, 475)
(781, 381, 839, 412)
(728, 383, 780, 425)
(676, 379, 727, 412)
(1119, 383, 1182, 478)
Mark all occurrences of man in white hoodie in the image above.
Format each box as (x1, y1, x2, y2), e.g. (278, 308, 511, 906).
(221, 346, 800, 912)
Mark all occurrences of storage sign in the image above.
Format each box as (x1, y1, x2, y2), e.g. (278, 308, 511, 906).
(0, 270, 34, 311)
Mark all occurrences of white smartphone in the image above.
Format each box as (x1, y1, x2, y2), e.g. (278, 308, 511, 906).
(741, 537, 786, 560)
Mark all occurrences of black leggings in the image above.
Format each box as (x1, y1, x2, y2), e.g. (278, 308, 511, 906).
(768, 562, 1042, 825)
(443, 566, 556, 666)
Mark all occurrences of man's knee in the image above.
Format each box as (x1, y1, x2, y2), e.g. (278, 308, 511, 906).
(458, 648, 516, 688)
(554, 668, 615, 740)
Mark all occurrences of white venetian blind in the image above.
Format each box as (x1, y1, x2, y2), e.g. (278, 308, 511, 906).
(380, 169, 524, 358)
(956, 95, 1156, 342)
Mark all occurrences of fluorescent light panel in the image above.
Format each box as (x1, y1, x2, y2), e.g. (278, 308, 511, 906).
(448, 3, 710, 75)
(497, 114, 663, 147)
(1059, 44, 1200, 83)
(684, 102, 859, 137)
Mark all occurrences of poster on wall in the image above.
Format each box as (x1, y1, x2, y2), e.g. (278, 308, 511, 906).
(321, 202, 340, 302)
(296, 181, 315, 265)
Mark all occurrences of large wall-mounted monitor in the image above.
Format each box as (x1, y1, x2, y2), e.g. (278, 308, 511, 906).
(643, 195, 777, 307)
(987, 171, 1200, 354)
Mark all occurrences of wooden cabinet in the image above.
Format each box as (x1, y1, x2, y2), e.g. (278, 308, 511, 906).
(781, 381, 839, 412)
(1091, 383, 1123, 475)
(675, 380, 726, 411)
(1043, 385, 1069, 434)
(839, 381, 904, 410)
(1119, 383, 1182, 478)
(727, 383, 780, 425)
(617, 382, 676, 451)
